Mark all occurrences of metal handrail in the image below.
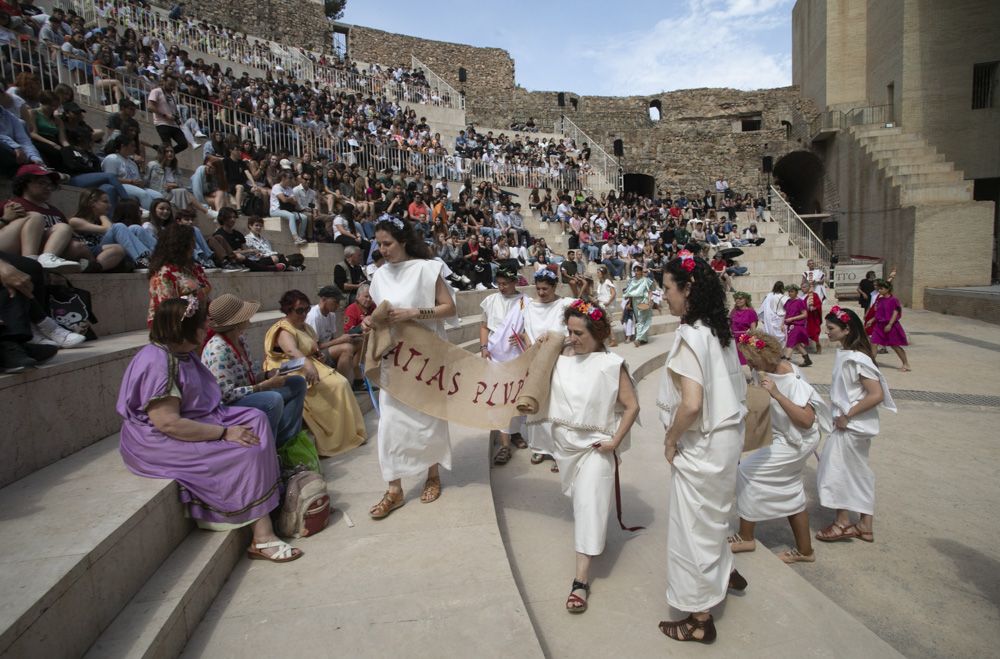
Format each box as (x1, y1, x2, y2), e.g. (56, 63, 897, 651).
(769, 185, 832, 265)
(410, 55, 465, 111)
(557, 114, 621, 192)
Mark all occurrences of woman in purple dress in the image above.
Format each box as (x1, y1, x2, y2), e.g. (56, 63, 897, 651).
(869, 280, 911, 371)
(783, 285, 812, 367)
(117, 297, 303, 563)
(729, 292, 758, 365)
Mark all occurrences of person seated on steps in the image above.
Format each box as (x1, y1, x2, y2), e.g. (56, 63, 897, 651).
(305, 285, 366, 392)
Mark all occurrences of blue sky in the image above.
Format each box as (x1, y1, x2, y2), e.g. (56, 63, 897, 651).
(341, 0, 794, 96)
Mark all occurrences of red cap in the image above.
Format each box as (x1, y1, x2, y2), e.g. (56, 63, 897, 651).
(15, 164, 60, 182)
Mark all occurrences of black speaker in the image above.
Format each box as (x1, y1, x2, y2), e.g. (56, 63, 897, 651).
(762, 156, 773, 173)
(822, 222, 839, 240)
(557, 92, 565, 107)
(613, 139, 624, 157)
(458, 67, 467, 83)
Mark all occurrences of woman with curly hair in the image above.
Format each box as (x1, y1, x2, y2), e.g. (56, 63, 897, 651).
(147, 223, 212, 325)
(525, 299, 640, 614)
(365, 216, 456, 519)
(656, 250, 748, 644)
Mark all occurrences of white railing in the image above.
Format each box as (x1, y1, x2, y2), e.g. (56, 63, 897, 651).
(769, 185, 832, 265)
(410, 55, 464, 110)
(557, 114, 621, 193)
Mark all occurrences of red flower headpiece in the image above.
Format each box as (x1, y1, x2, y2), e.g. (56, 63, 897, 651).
(829, 305, 851, 324)
(737, 333, 766, 349)
(570, 298, 604, 322)
(677, 249, 696, 272)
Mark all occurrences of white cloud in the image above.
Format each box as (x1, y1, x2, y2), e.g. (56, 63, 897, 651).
(580, 0, 792, 95)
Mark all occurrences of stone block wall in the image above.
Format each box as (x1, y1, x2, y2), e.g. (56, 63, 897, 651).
(170, 1, 331, 52)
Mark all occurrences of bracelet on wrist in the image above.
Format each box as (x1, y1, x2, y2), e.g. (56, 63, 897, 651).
(418, 308, 435, 319)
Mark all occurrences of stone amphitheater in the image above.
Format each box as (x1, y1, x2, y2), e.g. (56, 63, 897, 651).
(1, 1, 999, 658)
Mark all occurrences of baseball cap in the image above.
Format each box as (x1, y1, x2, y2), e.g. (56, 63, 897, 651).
(15, 164, 60, 182)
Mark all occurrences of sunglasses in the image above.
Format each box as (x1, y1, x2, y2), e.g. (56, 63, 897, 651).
(292, 306, 310, 314)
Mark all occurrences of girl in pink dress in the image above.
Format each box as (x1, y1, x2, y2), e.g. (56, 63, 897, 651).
(783, 285, 812, 367)
(869, 280, 911, 371)
(729, 292, 758, 365)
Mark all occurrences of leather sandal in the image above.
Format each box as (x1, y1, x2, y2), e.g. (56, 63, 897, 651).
(658, 614, 716, 643)
(246, 539, 303, 563)
(420, 476, 442, 503)
(494, 445, 512, 465)
(850, 524, 874, 543)
(369, 490, 405, 519)
(780, 548, 816, 564)
(510, 433, 528, 449)
(815, 522, 859, 542)
(727, 533, 756, 553)
(566, 579, 590, 614)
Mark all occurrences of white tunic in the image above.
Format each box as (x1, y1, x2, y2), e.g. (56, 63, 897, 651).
(737, 366, 832, 521)
(481, 291, 527, 432)
(527, 352, 628, 555)
(804, 268, 828, 301)
(657, 322, 746, 612)
(369, 259, 453, 481)
(816, 350, 896, 515)
(522, 296, 573, 343)
(758, 292, 788, 340)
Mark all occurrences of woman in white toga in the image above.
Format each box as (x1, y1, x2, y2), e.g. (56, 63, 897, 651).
(656, 250, 747, 644)
(365, 216, 457, 519)
(525, 299, 640, 614)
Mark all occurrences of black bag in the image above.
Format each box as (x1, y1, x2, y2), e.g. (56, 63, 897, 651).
(241, 193, 266, 217)
(47, 274, 98, 340)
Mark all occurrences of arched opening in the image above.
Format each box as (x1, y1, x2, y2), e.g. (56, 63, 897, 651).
(781, 119, 792, 141)
(648, 99, 662, 122)
(773, 150, 824, 215)
(623, 173, 656, 198)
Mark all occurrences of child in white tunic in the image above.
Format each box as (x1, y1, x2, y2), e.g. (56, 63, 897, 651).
(521, 269, 574, 468)
(728, 330, 832, 564)
(525, 299, 640, 615)
(815, 306, 895, 543)
(366, 217, 458, 519)
(657, 252, 747, 644)
(479, 266, 528, 465)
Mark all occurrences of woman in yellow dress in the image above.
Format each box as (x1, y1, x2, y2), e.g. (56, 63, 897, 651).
(263, 289, 367, 456)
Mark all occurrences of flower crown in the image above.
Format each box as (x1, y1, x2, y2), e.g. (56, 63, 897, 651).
(737, 333, 766, 350)
(378, 214, 405, 231)
(534, 268, 558, 281)
(181, 295, 199, 319)
(676, 249, 696, 273)
(829, 305, 851, 324)
(569, 298, 604, 322)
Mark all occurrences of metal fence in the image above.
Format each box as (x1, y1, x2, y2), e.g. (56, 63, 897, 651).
(556, 114, 622, 192)
(411, 55, 464, 110)
(809, 103, 896, 140)
(769, 185, 832, 265)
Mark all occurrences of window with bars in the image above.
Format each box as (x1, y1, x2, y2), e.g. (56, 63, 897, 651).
(972, 62, 998, 110)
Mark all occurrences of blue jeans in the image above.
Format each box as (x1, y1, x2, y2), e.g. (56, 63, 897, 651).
(235, 376, 307, 447)
(479, 226, 502, 240)
(192, 227, 213, 265)
(100, 223, 156, 260)
(121, 184, 164, 210)
(582, 244, 599, 261)
(67, 172, 127, 213)
(604, 257, 625, 278)
(273, 209, 307, 239)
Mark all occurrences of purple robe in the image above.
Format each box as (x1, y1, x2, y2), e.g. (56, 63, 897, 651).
(117, 344, 280, 525)
(784, 298, 809, 348)
(870, 296, 908, 346)
(730, 307, 758, 365)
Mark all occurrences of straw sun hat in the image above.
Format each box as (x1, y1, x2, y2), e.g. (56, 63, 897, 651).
(208, 294, 260, 332)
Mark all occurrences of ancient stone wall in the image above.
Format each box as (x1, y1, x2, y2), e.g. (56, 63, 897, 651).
(347, 26, 516, 109)
(168, 1, 331, 52)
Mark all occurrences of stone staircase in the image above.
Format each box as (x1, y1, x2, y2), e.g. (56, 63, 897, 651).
(851, 125, 974, 205)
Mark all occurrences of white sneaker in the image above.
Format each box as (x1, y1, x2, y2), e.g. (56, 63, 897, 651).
(460, 275, 471, 284)
(195, 131, 207, 138)
(28, 326, 59, 347)
(36, 317, 86, 348)
(475, 283, 487, 291)
(207, 209, 219, 219)
(37, 253, 82, 273)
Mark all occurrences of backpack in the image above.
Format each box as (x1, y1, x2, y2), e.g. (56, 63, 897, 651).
(277, 470, 330, 539)
(47, 274, 98, 340)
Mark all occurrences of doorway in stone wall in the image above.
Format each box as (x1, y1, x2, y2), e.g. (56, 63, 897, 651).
(773, 150, 824, 214)
(623, 173, 656, 198)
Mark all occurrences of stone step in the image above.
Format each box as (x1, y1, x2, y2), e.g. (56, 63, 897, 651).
(889, 171, 967, 188)
(0, 436, 191, 659)
(850, 124, 903, 137)
(872, 150, 947, 167)
(858, 133, 927, 149)
(901, 183, 974, 204)
(83, 526, 246, 659)
(68, 269, 324, 337)
(884, 161, 958, 177)
(863, 143, 939, 159)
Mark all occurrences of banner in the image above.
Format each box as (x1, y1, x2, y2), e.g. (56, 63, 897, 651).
(833, 261, 883, 299)
(363, 303, 564, 429)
